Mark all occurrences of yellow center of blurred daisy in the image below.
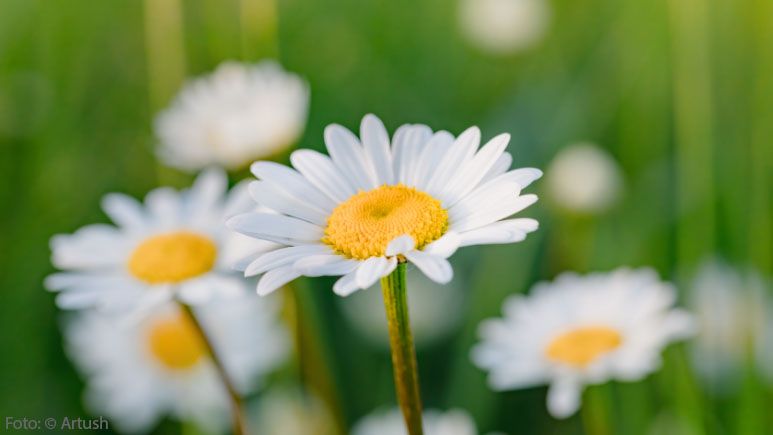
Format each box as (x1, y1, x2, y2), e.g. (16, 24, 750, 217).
(128, 232, 217, 284)
(323, 184, 448, 260)
(147, 314, 206, 370)
(546, 326, 622, 366)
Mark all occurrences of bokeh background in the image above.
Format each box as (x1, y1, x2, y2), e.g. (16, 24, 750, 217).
(1, 0, 771, 434)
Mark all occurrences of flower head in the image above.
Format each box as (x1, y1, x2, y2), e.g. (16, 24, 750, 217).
(155, 61, 309, 171)
(227, 114, 541, 296)
(46, 169, 274, 314)
(353, 408, 479, 435)
(63, 297, 288, 433)
(472, 268, 695, 418)
(544, 143, 623, 214)
(458, 0, 550, 55)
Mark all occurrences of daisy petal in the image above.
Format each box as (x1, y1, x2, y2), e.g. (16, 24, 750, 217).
(356, 257, 397, 289)
(426, 126, 480, 195)
(547, 377, 582, 418)
(386, 235, 416, 256)
(324, 124, 378, 190)
(395, 125, 433, 184)
(442, 133, 510, 206)
(101, 194, 146, 230)
(403, 250, 453, 284)
(423, 231, 460, 258)
(333, 270, 360, 296)
(250, 161, 334, 212)
(360, 114, 395, 185)
(290, 149, 356, 202)
(452, 194, 538, 233)
(257, 265, 300, 296)
(226, 213, 323, 243)
(244, 245, 330, 277)
(293, 255, 359, 277)
(249, 180, 328, 225)
(480, 152, 513, 185)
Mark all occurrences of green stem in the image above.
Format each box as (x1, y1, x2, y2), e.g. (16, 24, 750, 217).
(381, 263, 424, 435)
(178, 302, 249, 435)
(581, 385, 612, 435)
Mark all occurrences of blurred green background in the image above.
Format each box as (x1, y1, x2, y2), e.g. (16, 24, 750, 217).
(0, 0, 771, 434)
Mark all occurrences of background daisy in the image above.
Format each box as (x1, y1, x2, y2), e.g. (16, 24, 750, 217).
(155, 60, 309, 171)
(472, 268, 695, 418)
(46, 169, 274, 315)
(353, 408, 480, 435)
(227, 114, 541, 297)
(63, 296, 289, 433)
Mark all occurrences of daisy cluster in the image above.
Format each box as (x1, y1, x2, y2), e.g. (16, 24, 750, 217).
(44, 58, 699, 434)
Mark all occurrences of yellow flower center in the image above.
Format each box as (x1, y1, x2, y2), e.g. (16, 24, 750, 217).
(128, 231, 217, 284)
(545, 326, 622, 366)
(146, 313, 206, 370)
(323, 184, 448, 260)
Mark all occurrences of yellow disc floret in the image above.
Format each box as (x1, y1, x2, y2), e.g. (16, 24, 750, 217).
(323, 184, 448, 260)
(545, 326, 622, 367)
(146, 313, 206, 370)
(128, 231, 217, 284)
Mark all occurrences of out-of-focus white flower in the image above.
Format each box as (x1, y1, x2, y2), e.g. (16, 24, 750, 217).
(472, 268, 695, 418)
(249, 387, 337, 435)
(353, 408, 478, 435)
(45, 169, 275, 317)
(545, 143, 623, 214)
(63, 297, 289, 433)
(458, 0, 550, 55)
(228, 114, 540, 297)
(339, 265, 465, 348)
(688, 259, 770, 393)
(155, 60, 309, 171)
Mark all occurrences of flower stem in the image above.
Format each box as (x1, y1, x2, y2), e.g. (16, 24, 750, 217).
(178, 302, 248, 435)
(381, 263, 424, 435)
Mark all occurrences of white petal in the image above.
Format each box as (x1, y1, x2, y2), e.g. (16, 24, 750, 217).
(333, 270, 360, 296)
(226, 213, 323, 243)
(547, 378, 583, 419)
(144, 187, 180, 226)
(442, 133, 510, 207)
(256, 266, 300, 296)
(452, 194, 538, 233)
(250, 161, 334, 212)
(458, 218, 538, 247)
(101, 193, 146, 230)
(290, 149, 356, 203)
(480, 152, 513, 185)
(360, 114, 394, 185)
(244, 245, 330, 277)
(403, 250, 453, 284)
(425, 126, 480, 195)
(422, 231, 460, 258)
(324, 124, 378, 190)
(449, 181, 522, 226)
(248, 180, 328, 225)
(187, 168, 227, 215)
(293, 255, 359, 277)
(394, 125, 433, 184)
(411, 131, 455, 190)
(386, 235, 416, 256)
(356, 256, 397, 289)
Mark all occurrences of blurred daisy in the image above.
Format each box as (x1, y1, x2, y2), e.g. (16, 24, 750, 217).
(544, 143, 623, 214)
(472, 268, 695, 418)
(688, 259, 769, 393)
(64, 297, 289, 433)
(227, 114, 541, 296)
(353, 408, 478, 435)
(46, 169, 274, 314)
(340, 265, 466, 348)
(155, 60, 309, 171)
(458, 0, 550, 55)
(249, 387, 337, 435)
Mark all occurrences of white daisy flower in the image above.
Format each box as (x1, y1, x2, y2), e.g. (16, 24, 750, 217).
(155, 60, 309, 171)
(227, 114, 541, 297)
(688, 259, 769, 393)
(249, 387, 337, 435)
(544, 143, 623, 214)
(458, 0, 550, 55)
(339, 266, 466, 348)
(46, 169, 274, 314)
(63, 297, 289, 433)
(352, 408, 479, 435)
(472, 268, 695, 418)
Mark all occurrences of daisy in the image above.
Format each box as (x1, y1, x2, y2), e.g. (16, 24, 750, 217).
(544, 143, 623, 214)
(226, 114, 541, 297)
(250, 387, 337, 435)
(352, 408, 479, 435)
(472, 268, 695, 418)
(63, 296, 289, 433)
(45, 169, 274, 314)
(155, 60, 309, 171)
(458, 0, 550, 55)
